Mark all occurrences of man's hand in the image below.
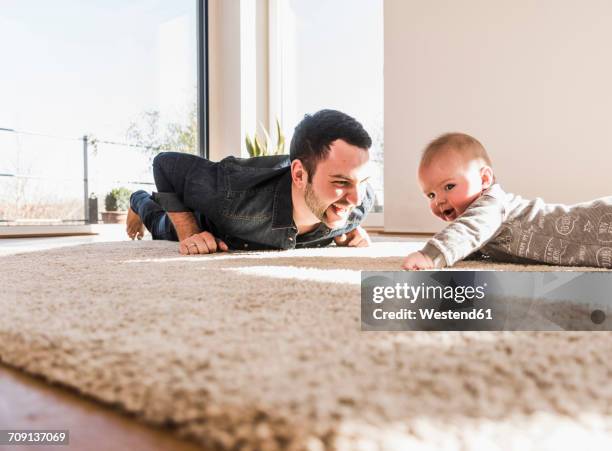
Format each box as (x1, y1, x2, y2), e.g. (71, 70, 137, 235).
(167, 212, 227, 255)
(179, 231, 229, 255)
(334, 226, 371, 247)
(402, 251, 434, 270)
(168, 212, 202, 241)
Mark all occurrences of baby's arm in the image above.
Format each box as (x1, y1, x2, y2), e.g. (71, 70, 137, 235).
(402, 250, 435, 270)
(402, 194, 505, 270)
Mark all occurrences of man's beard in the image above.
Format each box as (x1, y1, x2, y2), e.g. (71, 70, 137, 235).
(304, 182, 351, 227)
(304, 182, 328, 223)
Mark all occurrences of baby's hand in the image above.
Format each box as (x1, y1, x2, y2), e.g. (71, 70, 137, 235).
(402, 251, 434, 270)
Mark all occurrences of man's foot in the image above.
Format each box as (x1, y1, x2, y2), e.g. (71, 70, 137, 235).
(126, 207, 145, 240)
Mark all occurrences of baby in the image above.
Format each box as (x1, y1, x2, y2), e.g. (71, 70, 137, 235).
(402, 132, 612, 270)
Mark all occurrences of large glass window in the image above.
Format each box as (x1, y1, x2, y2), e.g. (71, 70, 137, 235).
(276, 0, 384, 211)
(0, 0, 198, 224)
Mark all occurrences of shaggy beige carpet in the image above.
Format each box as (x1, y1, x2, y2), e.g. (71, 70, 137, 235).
(2, 240, 612, 450)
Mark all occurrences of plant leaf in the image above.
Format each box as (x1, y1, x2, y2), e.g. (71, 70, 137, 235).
(260, 123, 271, 156)
(245, 135, 254, 157)
(276, 118, 285, 154)
(255, 135, 265, 156)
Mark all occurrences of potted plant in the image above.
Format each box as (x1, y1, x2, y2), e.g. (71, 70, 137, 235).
(101, 187, 132, 224)
(245, 119, 286, 157)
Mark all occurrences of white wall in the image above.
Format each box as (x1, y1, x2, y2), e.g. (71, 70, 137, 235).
(208, 0, 241, 161)
(208, 0, 269, 161)
(385, 0, 612, 233)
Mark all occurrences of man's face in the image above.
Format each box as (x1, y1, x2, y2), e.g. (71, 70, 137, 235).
(418, 149, 488, 222)
(303, 139, 371, 229)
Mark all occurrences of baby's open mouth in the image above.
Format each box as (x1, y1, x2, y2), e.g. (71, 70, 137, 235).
(442, 208, 455, 220)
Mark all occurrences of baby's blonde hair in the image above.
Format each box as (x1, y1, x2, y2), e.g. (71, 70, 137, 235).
(421, 132, 492, 168)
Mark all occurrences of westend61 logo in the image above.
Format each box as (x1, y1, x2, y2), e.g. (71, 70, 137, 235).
(372, 282, 487, 304)
(361, 271, 612, 331)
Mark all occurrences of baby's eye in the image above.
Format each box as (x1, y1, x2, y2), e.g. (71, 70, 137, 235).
(444, 184, 455, 191)
(427, 193, 435, 199)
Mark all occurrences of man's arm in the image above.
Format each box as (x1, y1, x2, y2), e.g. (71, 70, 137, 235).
(334, 226, 371, 247)
(151, 152, 228, 255)
(152, 192, 227, 255)
(165, 212, 228, 255)
(167, 212, 201, 241)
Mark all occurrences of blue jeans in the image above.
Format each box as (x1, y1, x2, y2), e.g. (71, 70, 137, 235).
(130, 152, 211, 240)
(130, 190, 179, 241)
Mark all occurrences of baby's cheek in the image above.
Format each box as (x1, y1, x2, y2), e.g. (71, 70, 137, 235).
(459, 193, 480, 212)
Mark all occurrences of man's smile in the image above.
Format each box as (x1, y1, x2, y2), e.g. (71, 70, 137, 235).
(330, 202, 351, 217)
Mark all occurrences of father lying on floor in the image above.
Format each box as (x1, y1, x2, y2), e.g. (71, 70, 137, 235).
(126, 109, 375, 255)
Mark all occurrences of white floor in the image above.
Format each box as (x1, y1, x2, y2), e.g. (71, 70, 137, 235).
(0, 225, 136, 256)
(0, 225, 426, 256)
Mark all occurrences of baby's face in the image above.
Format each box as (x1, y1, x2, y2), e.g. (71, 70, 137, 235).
(418, 150, 490, 222)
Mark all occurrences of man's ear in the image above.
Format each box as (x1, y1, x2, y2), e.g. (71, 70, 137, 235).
(291, 159, 309, 188)
(480, 166, 494, 190)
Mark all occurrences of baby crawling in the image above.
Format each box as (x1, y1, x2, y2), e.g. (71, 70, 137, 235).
(403, 133, 612, 270)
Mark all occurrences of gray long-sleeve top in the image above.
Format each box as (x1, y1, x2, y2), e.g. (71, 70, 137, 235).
(420, 184, 612, 269)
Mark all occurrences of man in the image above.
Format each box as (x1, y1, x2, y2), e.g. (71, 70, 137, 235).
(126, 109, 375, 255)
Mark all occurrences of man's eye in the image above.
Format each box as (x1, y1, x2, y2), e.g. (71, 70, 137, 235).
(427, 193, 435, 199)
(445, 184, 455, 191)
(334, 181, 349, 187)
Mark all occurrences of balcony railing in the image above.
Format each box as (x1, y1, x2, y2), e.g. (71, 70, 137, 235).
(0, 128, 177, 225)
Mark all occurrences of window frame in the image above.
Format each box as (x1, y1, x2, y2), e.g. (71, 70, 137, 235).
(197, 0, 209, 158)
(266, 0, 384, 228)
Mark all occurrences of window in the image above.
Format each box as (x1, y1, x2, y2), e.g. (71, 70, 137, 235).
(273, 0, 384, 212)
(0, 1, 199, 224)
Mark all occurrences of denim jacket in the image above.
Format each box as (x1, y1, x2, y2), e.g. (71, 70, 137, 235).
(153, 153, 374, 250)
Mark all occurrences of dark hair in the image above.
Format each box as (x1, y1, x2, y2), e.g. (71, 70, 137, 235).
(289, 109, 371, 181)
